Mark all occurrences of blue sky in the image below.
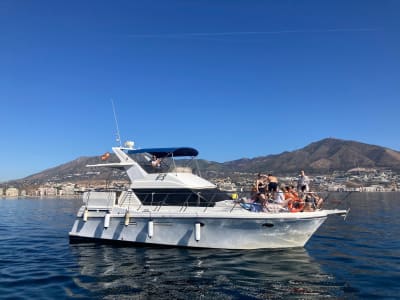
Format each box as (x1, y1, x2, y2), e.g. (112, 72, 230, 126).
(1, 0, 399, 182)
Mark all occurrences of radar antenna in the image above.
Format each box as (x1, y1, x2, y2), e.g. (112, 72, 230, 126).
(111, 99, 122, 146)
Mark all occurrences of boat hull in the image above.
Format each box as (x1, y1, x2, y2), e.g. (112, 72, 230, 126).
(69, 209, 329, 249)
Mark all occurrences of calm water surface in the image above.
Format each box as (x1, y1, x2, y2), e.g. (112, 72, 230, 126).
(0, 193, 399, 299)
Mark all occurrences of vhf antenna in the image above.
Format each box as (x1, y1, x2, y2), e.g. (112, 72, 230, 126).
(111, 99, 122, 147)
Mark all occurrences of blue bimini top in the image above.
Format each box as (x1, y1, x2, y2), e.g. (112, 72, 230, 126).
(127, 147, 199, 158)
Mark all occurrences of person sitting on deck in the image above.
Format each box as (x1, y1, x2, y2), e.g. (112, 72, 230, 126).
(284, 185, 299, 201)
(263, 186, 289, 212)
(246, 184, 259, 203)
(303, 192, 324, 212)
(254, 173, 268, 203)
(273, 187, 286, 206)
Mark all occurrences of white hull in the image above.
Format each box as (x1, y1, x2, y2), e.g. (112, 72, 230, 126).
(69, 202, 344, 249)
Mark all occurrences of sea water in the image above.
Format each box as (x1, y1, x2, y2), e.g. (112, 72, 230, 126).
(0, 193, 398, 299)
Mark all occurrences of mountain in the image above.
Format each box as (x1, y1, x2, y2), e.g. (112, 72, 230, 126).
(4, 138, 400, 188)
(223, 138, 400, 174)
(7, 155, 128, 188)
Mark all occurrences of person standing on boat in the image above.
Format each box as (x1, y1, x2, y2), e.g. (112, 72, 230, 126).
(297, 170, 310, 193)
(267, 174, 278, 192)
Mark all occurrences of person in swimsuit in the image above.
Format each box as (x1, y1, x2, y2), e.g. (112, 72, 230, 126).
(267, 174, 278, 192)
(151, 155, 162, 168)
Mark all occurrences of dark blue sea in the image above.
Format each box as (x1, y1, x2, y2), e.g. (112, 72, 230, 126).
(0, 193, 399, 299)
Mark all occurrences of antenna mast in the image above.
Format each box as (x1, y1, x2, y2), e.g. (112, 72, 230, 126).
(111, 99, 122, 146)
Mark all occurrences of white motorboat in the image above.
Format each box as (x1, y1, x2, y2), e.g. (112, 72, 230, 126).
(69, 141, 347, 249)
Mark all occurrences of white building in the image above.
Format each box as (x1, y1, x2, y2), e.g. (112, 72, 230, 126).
(60, 184, 76, 195)
(6, 187, 19, 197)
(37, 187, 58, 196)
(327, 184, 346, 192)
(360, 185, 386, 192)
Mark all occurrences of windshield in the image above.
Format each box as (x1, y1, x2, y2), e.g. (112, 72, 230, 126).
(127, 152, 200, 175)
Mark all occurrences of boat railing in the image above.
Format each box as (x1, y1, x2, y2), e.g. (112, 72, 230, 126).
(82, 188, 349, 214)
(83, 190, 116, 210)
(313, 191, 353, 210)
(179, 193, 194, 212)
(202, 191, 219, 212)
(118, 190, 143, 210)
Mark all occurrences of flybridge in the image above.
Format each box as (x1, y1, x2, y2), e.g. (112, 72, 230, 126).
(126, 147, 199, 158)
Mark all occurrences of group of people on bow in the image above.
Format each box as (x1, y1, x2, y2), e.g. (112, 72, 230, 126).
(247, 170, 323, 212)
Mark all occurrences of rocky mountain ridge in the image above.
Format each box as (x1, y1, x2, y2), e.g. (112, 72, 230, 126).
(223, 138, 400, 174)
(4, 138, 400, 188)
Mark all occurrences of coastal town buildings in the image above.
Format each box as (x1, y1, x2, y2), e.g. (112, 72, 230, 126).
(210, 168, 399, 193)
(5, 187, 19, 197)
(0, 168, 399, 198)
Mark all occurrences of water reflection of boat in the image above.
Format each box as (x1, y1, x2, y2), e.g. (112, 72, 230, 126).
(70, 244, 341, 299)
(69, 140, 347, 249)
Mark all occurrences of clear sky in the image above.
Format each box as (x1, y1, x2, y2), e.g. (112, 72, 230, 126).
(1, 0, 399, 182)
